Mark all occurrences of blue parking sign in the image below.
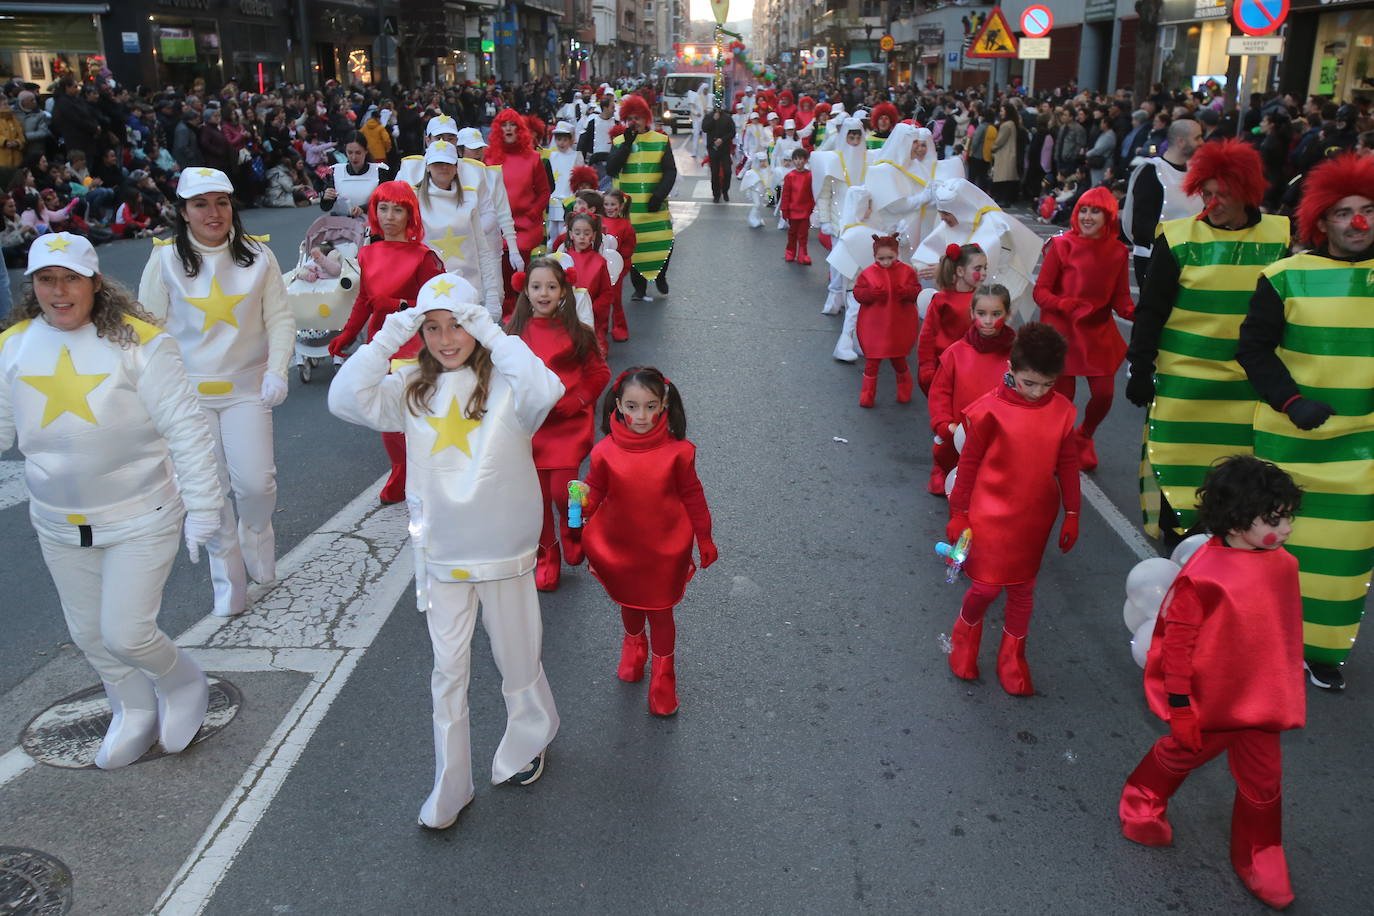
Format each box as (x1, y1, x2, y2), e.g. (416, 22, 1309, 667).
(948, 52, 958, 63)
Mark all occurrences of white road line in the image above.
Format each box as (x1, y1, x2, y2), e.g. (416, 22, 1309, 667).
(0, 745, 35, 791)
(1081, 472, 1156, 561)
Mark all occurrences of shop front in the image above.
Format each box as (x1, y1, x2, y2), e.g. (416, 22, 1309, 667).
(0, 2, 108, 86)
(1157, 0, 1271, 96)
(1295, 0, 1374, 102)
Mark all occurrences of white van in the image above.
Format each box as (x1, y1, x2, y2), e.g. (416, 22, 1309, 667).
(659, 72, 712, 134)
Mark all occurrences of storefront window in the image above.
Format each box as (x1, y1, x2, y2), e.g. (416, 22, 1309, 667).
(1309, 10, 1374, 101)
(347, 47, 372, 84)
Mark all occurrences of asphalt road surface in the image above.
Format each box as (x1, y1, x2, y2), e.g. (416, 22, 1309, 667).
(2, 145, 1370, 915)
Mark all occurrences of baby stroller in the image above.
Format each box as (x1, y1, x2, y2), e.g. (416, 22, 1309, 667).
(284, 215, 367, 383)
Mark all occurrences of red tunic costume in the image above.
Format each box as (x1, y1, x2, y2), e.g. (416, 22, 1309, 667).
(1032, 227, 1135, 377)
(562, 245, 614, 353)
(601, 214, 637, 339)
(949, 384, 1080, 585)
(486, 111, 550, 256)
(928, 324, 1015, 473)
(519, 316, 610, 471)
(583, 414, 713, 611)
(853, 259, 921, 358)
(795, 97, 816, 129)
(916, 289, 973, 392)
(781, 167, 815, 260)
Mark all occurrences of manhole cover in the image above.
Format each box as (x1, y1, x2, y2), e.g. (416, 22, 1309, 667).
(19, 677, 241, 769)
(0, 847, 73, 915)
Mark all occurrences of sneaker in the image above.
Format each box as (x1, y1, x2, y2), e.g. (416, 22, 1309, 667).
(631, 293, 654, 302)
(1305, 660, 1346, 691)
(655, 275, 669, 295)
(505, 751, 546, 786)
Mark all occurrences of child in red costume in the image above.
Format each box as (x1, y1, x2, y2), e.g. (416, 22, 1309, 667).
(554, 213, 614, 355)
(329, 180, 444, 504)
(945, 323, 1080, 695)
(1032, 186, 1135, 471)
(1119, 455, 1305, 910)
(928, 283, 1016, 486)
(602, 189, 637, 342)
(780, 147, 815, 264)
(506, 257, 610, 591)
(581, 367, 717, 716)
(853, 234, 921, 407)
(795, 96, 816, 130)
(487, 109, 551, 316)
(919, 243, 987, 493)
(776, 89, 797, 126)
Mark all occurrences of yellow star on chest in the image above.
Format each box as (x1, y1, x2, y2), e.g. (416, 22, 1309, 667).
(426, 397, 481, 455)
(185, 275, 247, 331)
(20, 345, 109, 427)
(429, 227, 468, 262)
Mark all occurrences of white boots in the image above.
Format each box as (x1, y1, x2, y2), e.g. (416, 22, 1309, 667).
(237, 518, 276, 585)
(153, 648, 209, 754)
(95, 673, 159, 769)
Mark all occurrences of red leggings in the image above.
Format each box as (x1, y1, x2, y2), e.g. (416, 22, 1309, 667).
(863, 356, 909, 379)
(537, 468, 578, 549)
(958, 578, 1037, 638)
(1149, 728, 1282, 804)
(380, 432, 406, 503)
(1054, 374, 1114, 437)
(786, 218, 809, 256)
(621, 606, 676, 655)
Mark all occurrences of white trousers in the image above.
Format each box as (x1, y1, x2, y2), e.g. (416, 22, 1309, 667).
(821, 267, 845, 314)
(690, 117, 703, 156)
(202, 397, 277, 612)
(424, 572, 559, 818)
(834, 291, 864, 362)
(35, 506, 184, 683)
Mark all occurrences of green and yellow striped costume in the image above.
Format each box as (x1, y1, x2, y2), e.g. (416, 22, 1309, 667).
(1254, 253, 1374, 664)
(612, 129, 673, 280)
(1140, 214, 1290, 536)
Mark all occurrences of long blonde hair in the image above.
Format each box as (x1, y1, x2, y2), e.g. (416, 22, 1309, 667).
(403, 340, 494, 420)
(3, 274, 159, 348)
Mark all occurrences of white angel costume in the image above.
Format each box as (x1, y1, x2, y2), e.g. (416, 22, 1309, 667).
(688, 82, 709, 157)
(739, 152, 773, 229)
(867, 124, 966, 252)
(416, 141, 503, 320)
(771, 122, 803, 228)
(812, 118, 876, 314)
(827, 187, 882, 362)
(327, 274, 562, 830)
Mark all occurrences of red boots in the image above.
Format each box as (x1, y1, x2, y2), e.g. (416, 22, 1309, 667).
(1076, 427, 1099, 471)
(859, 372, 878, 408)
(895, 368, 914, 404)
(784, 248, 796, 262)
(1231, 791, 1295, 909)
(1119, 747, 1189, 847)
(535, 542, 561, 592)
(928, 466, 947, 496)
(797, 243, 812, 265)
(948, 615, 983, 679)
(617, 630, 648, 682)
(648, 653, 679, 716)
(996, 631, 1033, 696)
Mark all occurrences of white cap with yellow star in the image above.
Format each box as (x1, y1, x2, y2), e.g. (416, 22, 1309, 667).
(176, 167, 234, 199)
(25, 232, 99, 277)
(456, 127, 486, 150)
(416, 273, 480, 314)
(426, 114, 459, 138)
(553, 120, 574, 136)
(424, 140, 459, 166)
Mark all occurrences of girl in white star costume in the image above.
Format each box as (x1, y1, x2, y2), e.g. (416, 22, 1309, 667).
(827, 187, 884, 362)
(415, 141, 502, 320)
(1, 233, 223, 769)
(138, 168, 295, 619)
(328, 274, 563, 831)
(867, 124, 966, 253)
(739, 151, 773, 229)
(812, 118, 876, 315)
(457, 127, 524, 274)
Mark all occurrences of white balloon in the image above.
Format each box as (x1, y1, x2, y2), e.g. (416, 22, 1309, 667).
(1169, 532, 1210, 567)
(1125, 557, 1180, 614)
(917, 286, 936, 320)
(1123, 596, 1154, 633)
(944, 466, 958, 497)
(953, 424, 967, 453)
(1131, 618, 1157, 669)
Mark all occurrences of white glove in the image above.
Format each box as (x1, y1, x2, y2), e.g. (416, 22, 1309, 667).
(456, 301, 505, 348)
(506, 247, 525, 273)
(260, 372, 288, 408)
(905, 187, 934, 210)
(371, 305, 428, 353)
(184, 509, 220, 563)
(820, 223, 834, 237)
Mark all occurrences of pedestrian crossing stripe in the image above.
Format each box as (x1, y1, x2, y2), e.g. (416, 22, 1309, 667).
(967, 7, 1019, 58)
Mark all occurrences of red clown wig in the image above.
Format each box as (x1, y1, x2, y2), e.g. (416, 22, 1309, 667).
(1296, 152, 1374, 246)
(569, 165, 600, 192)
(526, 115, 548, 147)
(814, 102, 832, 119)
(871, 102, 900, 131)
(618, 93, 653, 127)
(368, 180, 424, 243)
(1181, 138, 1265, 209)
(1070, 185, 1121, 239)
(486, 108, 532, 165)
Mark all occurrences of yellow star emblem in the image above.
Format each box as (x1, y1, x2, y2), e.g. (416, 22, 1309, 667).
(426, 397, 481, 455)
(432, 140, 450, 151)
(430, 277, 456, 297)
(185, 275, 247, 331)
(196, 168, 214, 177)
(44, 235, 72, 252)
(20, 345, 109, 427)
(429, 228, 468, 263)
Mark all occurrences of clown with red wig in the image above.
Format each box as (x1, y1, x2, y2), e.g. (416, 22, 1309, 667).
(487, 109, 552, 315)
(606, 93, 677, 300)
(1126, 139, 1289, 542)
(1238, 153, 1374, 692)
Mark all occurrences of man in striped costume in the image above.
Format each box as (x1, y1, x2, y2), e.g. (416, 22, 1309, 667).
(1125, 140, 1290, 543)
(607, 94, 676, 302)
(1238, 153, 1374, 692)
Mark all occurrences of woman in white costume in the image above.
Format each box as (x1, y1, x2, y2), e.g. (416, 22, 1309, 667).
(322, 131, 387, 218)
(739, 151, 773, 229)
(0, 233, 222, 768)
(867, 124, 966, 251)
(912, 178, 1043, 319)
(545, 120, 584, 245)
(397, 114, 460, 187)
(457, 127, 524, 275)
(415, 140, 502, 320)
(827, 187, 883, 362)
(327, 274, 562, 830)
(812, 117, 874, 315)
(138, 168, 295, 618)
(688, 82, 709, 158)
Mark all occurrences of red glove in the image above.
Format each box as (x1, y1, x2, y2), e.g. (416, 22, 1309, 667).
(1169, 705, 1202, 753)
(946, 512, 970, 545)
(1058, 512, 1079, 553)
(698, 539, 718, 569)
(327, 334, 352, 358)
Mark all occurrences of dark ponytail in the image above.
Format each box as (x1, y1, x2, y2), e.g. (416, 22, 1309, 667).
(601, 365, 687, 439)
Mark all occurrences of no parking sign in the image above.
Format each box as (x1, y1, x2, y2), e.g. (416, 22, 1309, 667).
(1233, 0, 1288, 37)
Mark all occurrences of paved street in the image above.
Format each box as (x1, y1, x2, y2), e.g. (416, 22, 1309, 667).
(2, 144, 1372, 915)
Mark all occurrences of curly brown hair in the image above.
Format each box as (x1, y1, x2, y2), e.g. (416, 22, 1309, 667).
(3, 273, 160, 348)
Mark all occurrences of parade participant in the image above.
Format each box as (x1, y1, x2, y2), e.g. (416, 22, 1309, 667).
(944, 323, 1080, 696)
(928, 283, 1017, 486)
(569, 165, 601, 196)
(607, 94, 676, 302)
(780, 147, 815, 264)
(1237, 152, 1374, 691)
(327, 275, 563, 830)
(1126, 140, 1288, 542)
(601, 188, 637, 341)
(581, 366, 717, 716)
(1032, 187, 1135, 472)
(486, 110, 550, 314)
(554, 213, 614, 354)
(852, 234, 921, 407)
(813, 118, 874, 315)
(396, 113, 460, 186)
(826, 187, 884, 360)
(801, 102, 833, 152)
(578, 94, 620, 189)
(328, 181, 444, 505)
(740, 151, 773, 229)
(870, 102, 900, 144)
(1119, 456, 1304, 910)
(868, 125, 965, 252)
(321, 131, 387, 217)
(921, 243, 990, 494)
(703, 105, 736, 203)
(776, 89, 798, 127)
(506, 257, 610, 590)
(1123, 119, 1204, 286)
(688, 82, 709, 158)
(137, 168, 294, 618)
(795, 95, 816, 130)
(770, 119, 803, 228)
(414, 140, 502, 320)
(739, 111, 771, 173)
(545, 121, 585, 246)
(456, 127, 523, 282)
(2, 233, 222, 768)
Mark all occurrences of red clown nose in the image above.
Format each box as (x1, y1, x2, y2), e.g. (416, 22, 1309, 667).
(1352, 212, 1370, 231)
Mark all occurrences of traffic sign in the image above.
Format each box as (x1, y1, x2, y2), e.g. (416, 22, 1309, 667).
(948, 51, 959, 64)
(1018, 37, 1051, 60)
(967, 7, 1018, 58)
(1234, 0, 1288, 37)
(1227, 35, 1284, 56)
(813, 45, 829, 66)
(1020, 5, 1054, 39)
(879, 35, 895, 52)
